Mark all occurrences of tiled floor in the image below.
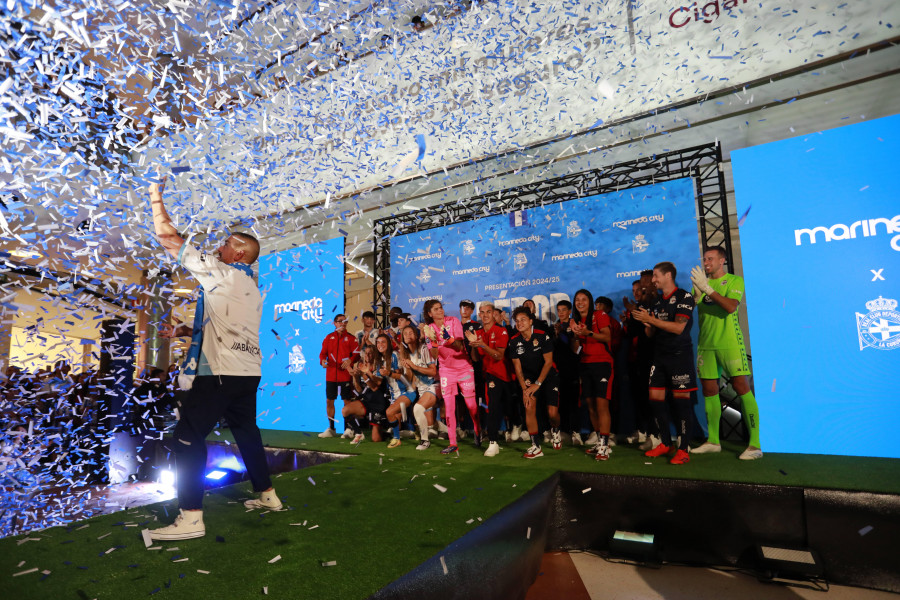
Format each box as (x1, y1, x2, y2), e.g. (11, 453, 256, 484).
(526, 552, 897, 600)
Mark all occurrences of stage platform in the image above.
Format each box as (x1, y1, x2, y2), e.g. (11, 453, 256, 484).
(2, 430, 899, 599)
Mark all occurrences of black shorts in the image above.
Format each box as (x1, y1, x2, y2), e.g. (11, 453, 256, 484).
(648, 351, 697, 393)
(326, 380, 354, 401)
(524, 370, 560, 408)
(579, 362, 613, 401)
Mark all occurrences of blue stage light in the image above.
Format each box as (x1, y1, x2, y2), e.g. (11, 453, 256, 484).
(206, 470, 228, 480)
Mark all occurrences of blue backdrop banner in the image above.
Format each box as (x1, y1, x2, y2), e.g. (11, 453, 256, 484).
(732, 114, 900, 459)
(257, 237, 345, 432)
(390, 178, 701, 326)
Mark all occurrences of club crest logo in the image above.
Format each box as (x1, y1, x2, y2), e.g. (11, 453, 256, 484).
(513, 253, 528, 270)
(416, 267, 431, 283)
(462, 239, 475, 255)
(289, 345, 307, 373)
(632, 234, 649, 253)
(567, 220, 582, 238)
(856, 296, 900, 351)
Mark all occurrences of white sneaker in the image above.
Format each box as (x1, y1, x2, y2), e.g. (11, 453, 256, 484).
(148, 509, 205, 540)
(691, 442, 722, 454)
(457, 427, 467, 439)
(608, 433, 617, 447)
(504, 430, 512, 443)
(428, 427, 439, 439)
(520, 429, 530, 442)
(437, 421, 449, 434)
(739, 446, 763, 460)
(585, 432, 598, 446)
(551, 430, 562, 450)
(638, 431, 648, 444)
(595, 444, 611, 461)
(543, 430, 551, 444)
(351, 433, 365, 445)
(523, 444, 543, 459)
(639, 434, 661, 452)
(511, 425, 521, 441)
(341, 428, 353, 439)
(571, 432, 583, 446)
(416, 440, 431, 451)
(318, 428, 336, 438)
(244, 489, 283, 511)
(484, 441, 500, 457)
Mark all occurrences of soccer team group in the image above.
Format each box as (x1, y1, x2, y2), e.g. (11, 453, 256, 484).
(317, 247, 763, 465)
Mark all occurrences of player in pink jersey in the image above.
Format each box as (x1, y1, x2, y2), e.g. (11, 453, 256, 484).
(420, 299, 480, 454)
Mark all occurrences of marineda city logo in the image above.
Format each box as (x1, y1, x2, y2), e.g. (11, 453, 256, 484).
(794, 215, 900, 251)
(273, 297, 324, 322)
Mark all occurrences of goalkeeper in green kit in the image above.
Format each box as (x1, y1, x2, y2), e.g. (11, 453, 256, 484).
(690, 246, 762, 460)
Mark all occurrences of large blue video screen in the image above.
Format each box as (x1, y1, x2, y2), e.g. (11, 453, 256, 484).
(390, 178, 700, 332)
(732, 114, 900, 458)
(257, 237, 345, 432)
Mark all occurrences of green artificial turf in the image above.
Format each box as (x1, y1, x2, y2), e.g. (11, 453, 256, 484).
(3, 432, 899, 600)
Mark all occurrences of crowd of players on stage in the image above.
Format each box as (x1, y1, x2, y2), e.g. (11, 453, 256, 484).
(318, 249, 763, 465)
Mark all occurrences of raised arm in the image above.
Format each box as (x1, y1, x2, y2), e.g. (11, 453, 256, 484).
(149, 176, 184, 258)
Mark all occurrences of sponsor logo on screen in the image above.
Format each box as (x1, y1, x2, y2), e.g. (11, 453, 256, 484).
(616, 269, 643, 278)
(856, 297, 900, 351)
(551, 249, 598, 261)
(452, 265, 490, 276)
(794, 215, 900, 251)
(613, 214, 665, 230)
(273, 297, 324, 322)
(407, 251, 442, 262)
(513, 253, 528, 270)
(408, 294, 442, 308)
(567, 220, 582, 238)
(632, 234, 650, 253)
(289, 345, 307, 373)
(499, 234, 541, 247)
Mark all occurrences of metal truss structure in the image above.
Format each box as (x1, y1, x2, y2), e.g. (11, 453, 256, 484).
(373, 142, 730, 325)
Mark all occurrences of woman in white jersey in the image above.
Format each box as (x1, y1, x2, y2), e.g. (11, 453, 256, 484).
(398, 324, 439, 450)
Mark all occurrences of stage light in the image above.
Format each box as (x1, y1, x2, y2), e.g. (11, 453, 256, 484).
(159, 469, 175, 486)
(756, 544, 823, 581)
(609, 530, 658, 563)
(206, 470, 228, 481)
(215, 456, 246, 473)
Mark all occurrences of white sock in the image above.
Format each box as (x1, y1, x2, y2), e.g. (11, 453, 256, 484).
(413, 404, 428, 441)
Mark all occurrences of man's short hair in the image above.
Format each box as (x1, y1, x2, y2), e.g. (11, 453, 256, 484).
(479, 300, 495, 309)
(398, 312, 412, 321)
(654, 261, 677, 279)
(362, 310, 376, 319)
(704, 245, 727, 259)
(459, 299, 475, 309)
(556, 299, 572, 310)
(232, 232, 260, 264)
(596, 296, 613, 311)
(640, 269, 653, 278)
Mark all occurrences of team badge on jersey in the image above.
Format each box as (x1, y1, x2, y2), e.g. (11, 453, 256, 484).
(856, 296, 900, 351)
(533, 338, 539, 346)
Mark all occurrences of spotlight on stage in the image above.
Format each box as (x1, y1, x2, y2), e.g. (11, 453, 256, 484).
(159, 469, 175, 487)
(609, 530, 659, 564)
(756, 544, 823, 583)
(206, 470, 229, 481)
